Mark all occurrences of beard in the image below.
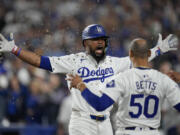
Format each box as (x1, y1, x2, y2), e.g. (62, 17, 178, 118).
(89, 47, 106, 62)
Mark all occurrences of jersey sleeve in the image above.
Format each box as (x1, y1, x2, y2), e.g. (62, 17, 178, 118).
(49, 54, 75, 74)
(164, 75, 180, 106)
(101, 73, 125, 102)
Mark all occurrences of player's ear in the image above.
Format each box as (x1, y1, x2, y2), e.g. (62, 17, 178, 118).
(84, 40, 89, 48)
(129, 50, 134, 58)
(84, 40, 90, 52)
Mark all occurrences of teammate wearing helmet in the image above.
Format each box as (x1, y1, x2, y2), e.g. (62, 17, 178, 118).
(0, 24, 178, 135)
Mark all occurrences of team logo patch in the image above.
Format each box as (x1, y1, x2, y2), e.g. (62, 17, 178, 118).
(143, 74, 149, 78)
(106, 80, 115, 88)
(80, 58, 86, 62)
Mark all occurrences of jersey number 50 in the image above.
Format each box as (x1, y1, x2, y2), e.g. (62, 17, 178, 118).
(129, 94, 159, 118)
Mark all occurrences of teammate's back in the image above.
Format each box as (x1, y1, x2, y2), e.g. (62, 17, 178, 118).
(114, 67, 180, 129)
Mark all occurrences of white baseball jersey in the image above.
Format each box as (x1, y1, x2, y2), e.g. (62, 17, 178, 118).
(49, 52, 131, 116)
(102, 67, 180, 128)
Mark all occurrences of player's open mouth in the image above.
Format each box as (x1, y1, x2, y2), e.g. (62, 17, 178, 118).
(95, 46, 104, 54)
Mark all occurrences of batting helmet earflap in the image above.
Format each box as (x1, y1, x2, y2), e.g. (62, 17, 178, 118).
(82, 24, 109, 46)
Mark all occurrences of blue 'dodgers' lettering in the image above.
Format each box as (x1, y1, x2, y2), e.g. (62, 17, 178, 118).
(78, 67, 114, 83)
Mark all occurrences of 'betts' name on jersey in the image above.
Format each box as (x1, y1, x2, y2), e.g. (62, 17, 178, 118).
(136, 80, 157, 91)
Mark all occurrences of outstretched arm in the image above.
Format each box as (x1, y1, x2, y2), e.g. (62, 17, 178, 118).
(149, 34, 178, 61)
(67, 74, 114, 111)
(16, 49, 41, 67)
(0, 33, 52, 71)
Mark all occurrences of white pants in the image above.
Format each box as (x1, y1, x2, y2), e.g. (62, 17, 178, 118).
(69, 111, 113, 135)
(116, 128, 161, 135)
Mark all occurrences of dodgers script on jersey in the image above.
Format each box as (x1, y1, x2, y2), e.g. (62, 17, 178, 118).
(102, 68, 180, 129)
(49, 52, 131, 115)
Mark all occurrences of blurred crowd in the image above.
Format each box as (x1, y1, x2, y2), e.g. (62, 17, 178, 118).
(0, 0, 180, 135)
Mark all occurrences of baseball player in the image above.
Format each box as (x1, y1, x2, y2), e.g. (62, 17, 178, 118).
(0, 24, 178, 135)
(68, 38, 180, 135)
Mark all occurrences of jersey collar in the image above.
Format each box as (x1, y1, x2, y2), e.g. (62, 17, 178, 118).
(135, 67, 151, 70)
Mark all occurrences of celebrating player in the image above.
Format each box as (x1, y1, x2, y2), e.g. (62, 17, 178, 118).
(0, 24, 178, 135)
(68, 38, 180, 135)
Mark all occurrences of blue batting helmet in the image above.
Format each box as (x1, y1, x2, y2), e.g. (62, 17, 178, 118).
(82, 24, 109, 46)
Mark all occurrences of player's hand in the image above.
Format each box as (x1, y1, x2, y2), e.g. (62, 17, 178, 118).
(0, 33, 17, 52)
(167, 70, 180, 83)
(66, 74, 86, 91)
(156, 34, 178, 53)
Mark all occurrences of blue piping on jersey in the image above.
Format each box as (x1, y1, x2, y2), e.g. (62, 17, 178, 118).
(174, 103, 180, 112)
(135, 67, 151, 70)
(39, 56, 52, 72)
(83, 74, 114, 83)
(81, 88, 114, 111)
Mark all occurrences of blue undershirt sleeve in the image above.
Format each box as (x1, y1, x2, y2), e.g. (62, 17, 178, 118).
(174, 103, 180, 112)
(81, 88, 114, 111)
(39, 56, 52, 72)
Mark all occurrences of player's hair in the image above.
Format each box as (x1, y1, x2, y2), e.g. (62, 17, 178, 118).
(129, 38, 150, 58)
